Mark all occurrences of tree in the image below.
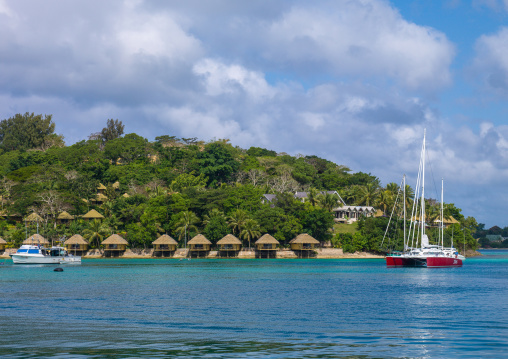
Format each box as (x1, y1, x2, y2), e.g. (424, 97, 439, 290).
(174, 210, 200, 245)
(227, 209, 249, 237)
(357, 183, 379, 206)
(317, 192, 341, 212)
(101, 119, 124, 143)
(203, 215, 230, 244)
(0, 113, 60, 152)
(240, 218, 261, 250)
(83, 219, 111, 248)
(301, 209, 334, 244)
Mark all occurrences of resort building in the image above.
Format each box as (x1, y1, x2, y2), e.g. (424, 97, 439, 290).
(57, 211, 74, 225)
(0, 237, 6, 253)
(187, 234, 212, 258)
(217, 234, 242, 258)
(332, 206, 376, 223)
(64, 234, 89, 255)
(152, 234, 178, 257)
(24, 212, 43, 223)
(82, 209, 105, 221)
(101, 234, 128, 257)
(254, 234, 279, 258)
(432, 216, 460, 228)
(290, 233, 320, 258)
(23, 233, 50, 246)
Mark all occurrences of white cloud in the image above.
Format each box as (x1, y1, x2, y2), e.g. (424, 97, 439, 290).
(472, 27, 508, 94)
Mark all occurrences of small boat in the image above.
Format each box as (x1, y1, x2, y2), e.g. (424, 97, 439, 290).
(10, 245, 81, 264)
(384, 130, 465, 268)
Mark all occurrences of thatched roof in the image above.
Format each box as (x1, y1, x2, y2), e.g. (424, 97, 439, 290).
(188, 234, 211, 245)
(152, 234, 178, 245)
(97, 183, 107, 190)
(255, 234, 280, 245)
(0, 237, 6, 244)
(64, 234, 88, 245)
(57, 211, 74, 220)
(24, 212, 43, 222)
(217, 234, 242, 245)
(122, 193, 130, 198)
(290, 233, 319, 244)
(82, 209, 104, 219)
(23, 233, 49, 245)
(112, 181, 120, 189)
(96, 193, 108, 201)
(102, 234, 128, 245)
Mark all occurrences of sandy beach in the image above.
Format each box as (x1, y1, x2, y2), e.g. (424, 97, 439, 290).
(0, 247, 385, 259)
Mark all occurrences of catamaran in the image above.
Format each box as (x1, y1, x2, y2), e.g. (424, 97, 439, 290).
(384, 130, 465, 268)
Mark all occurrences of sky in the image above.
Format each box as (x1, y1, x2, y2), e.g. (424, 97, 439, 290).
(0, 0, 507, 227)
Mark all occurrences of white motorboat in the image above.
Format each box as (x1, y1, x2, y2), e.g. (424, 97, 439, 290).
(10, 245, 81, 264)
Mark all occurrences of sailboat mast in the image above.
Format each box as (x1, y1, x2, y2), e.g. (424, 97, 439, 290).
(403, 174, 406, 250)
(441, 178, 444, 248)
(421, 129, 426, 248)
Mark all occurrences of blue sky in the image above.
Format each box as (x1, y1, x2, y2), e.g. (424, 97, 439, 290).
(0, 0, 507, 227)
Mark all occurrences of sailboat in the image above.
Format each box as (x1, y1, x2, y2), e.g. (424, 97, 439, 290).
(385, 130, 465, 268)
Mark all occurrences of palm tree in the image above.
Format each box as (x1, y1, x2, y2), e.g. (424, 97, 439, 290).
(385, 182, 399, 197)
(82, 219, 111, 249)
(174, 210, 200, 247)
(376, 190, 393, 215)
(318, 193, 341, 212)
(357, 183, 379, 206)
(203, 208, 226, 226)
(227, 209, 249, 237)
(240, 218, 261, 250)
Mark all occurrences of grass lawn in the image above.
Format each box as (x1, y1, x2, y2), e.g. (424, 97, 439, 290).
(333, 222, 359, 234)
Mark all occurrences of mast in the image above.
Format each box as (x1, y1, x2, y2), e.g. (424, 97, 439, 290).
(441, 178, 444, 248)
(403, 174, 406, 250)
(421, 129, 426, 249)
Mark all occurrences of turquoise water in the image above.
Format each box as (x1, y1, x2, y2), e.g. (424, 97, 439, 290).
(0, 251, 507, 358)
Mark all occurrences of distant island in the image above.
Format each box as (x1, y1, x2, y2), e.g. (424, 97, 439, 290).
(0, 113, 482, 257)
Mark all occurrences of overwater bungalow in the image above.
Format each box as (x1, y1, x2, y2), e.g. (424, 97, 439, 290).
(23, 233, 50, 246)
(64, 234, 88, 255)
(57, 211, 74, 224)
(101, 234, 128, 257)
(0, 237, 6, 253)
(152, 234, 178, 257)
(254, 234, 279, 258)
(82, 209, 105, 221)
(187, 234, 211, 258)
(217, 234, 242, 258)
(289, 233, 319, 258)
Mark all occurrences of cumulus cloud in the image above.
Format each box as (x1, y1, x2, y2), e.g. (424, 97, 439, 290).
(472, 27, 508, 95)
(0, 0, 506, 225)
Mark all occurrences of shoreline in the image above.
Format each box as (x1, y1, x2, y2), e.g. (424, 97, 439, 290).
(0, 247, 481, 259)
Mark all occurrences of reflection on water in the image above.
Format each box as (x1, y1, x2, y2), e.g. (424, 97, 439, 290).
(0, 257, 507, 358)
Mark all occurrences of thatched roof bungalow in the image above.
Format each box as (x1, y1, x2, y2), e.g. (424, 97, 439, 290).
(57, 211, 75, 224)
(82, 209, 105, 221)
(97, 183, 107, 193)
(24, 212, 43, 223)
(217, 234, 242, 257)
(254, 234, 279, 258)
(188, 234, 211, 258)
(152, 234, 178, 257)
(23, 233, 50, 246)
(64, 234, 88, 254)
(101, 234, 128, 257)
(290, 234, 319, 258)
(0, 237, 6, 251)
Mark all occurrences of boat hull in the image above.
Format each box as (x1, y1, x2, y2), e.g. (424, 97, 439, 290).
(11, 255, 81, 264)
(386, 255, 462, 268)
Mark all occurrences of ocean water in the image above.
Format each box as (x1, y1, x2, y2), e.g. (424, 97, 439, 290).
(0, 251, 507, 358)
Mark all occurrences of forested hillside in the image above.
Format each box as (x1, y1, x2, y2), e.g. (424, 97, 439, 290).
(0, 113, 478, 251)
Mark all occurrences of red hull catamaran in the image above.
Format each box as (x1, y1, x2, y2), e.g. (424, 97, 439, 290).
(383, 130, 465, 268)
